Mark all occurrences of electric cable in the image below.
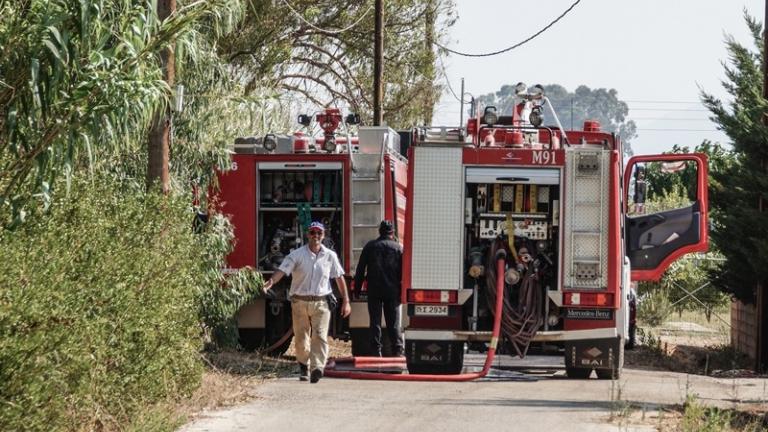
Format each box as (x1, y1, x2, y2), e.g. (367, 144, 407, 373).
(279, 0, 373, 35)
(437, 55, 472, 104)
(434, 0, 582, 57)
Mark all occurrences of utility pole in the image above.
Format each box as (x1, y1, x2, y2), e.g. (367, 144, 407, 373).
(373, 0, 383, 126)
(148, 0, 175, 193)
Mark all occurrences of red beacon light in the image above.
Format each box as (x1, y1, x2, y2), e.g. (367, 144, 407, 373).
(583, 120, 601, 132)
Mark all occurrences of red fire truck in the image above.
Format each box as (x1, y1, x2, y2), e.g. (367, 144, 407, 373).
(401, 84, 708, 378)
(215, 108, 407, 355)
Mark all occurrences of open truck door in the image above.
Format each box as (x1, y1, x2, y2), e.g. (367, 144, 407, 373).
(624, 153, 709, 281)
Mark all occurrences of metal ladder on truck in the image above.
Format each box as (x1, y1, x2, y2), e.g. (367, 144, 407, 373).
(349, 148, 386, 272)
(564, 148, 610, 291)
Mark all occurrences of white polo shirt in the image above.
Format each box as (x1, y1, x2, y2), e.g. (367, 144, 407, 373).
(278, 244, 345, 298)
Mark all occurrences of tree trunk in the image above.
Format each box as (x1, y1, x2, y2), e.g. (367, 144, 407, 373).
(147, 0, 176, 193)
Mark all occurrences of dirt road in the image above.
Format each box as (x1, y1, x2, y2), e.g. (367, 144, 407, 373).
(179, 355, 768, 432)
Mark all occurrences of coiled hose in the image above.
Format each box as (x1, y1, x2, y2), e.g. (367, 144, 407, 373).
(485, 239, 544, 358)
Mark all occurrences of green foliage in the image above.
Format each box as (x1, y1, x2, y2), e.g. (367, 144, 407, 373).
(221, 0, 456, 128)
(700, 13, 768, 303)
(636, 288, 672, 327)
(634, 150, 729, 320)
(681, 395, 733, 432)
(0, 0, 244, 228)
(194, 212, 264, 348)
(0, 177, 205, 431)
(662, 256, 729, 321)
(475, 84, 637, 156)
(641, 141, 734, 206)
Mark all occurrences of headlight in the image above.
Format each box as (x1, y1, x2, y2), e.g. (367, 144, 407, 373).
(263, 133, 278, 151)
(483, 106, 498, 126)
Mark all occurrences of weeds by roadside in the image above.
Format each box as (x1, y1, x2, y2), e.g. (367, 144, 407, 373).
(675, 394, 767, 432)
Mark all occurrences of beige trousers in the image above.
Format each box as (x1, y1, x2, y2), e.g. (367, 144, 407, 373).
(291, 299, 331, 371)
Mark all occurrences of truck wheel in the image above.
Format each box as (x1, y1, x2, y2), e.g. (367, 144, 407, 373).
(565, 367, 592, 379)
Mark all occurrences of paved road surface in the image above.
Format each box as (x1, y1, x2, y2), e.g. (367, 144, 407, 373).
(181, 356, 768, 432)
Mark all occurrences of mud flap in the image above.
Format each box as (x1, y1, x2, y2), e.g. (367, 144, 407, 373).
(564, 336, 623, 375)
(405, 340, 464, 375)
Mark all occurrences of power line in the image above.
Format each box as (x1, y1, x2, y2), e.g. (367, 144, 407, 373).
(434, 0, 582, 57)
(280, 0, 373, 35)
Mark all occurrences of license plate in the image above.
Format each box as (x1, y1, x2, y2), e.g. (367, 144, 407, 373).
(414, 305, 449, 316)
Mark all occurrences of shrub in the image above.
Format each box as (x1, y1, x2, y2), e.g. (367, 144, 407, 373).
(193, 211, 264, 349)
(636, 287, 672, 327)
(0, 178, 205, 431)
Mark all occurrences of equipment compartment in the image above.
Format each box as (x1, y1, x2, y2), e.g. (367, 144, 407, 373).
(257, 168, 344, 271)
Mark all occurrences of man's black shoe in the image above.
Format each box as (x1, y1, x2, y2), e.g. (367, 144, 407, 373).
(310, 369, 323, 383)
(299, 363, 309, 381)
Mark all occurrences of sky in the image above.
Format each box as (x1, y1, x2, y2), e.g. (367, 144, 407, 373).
(433, 0, 763, 155)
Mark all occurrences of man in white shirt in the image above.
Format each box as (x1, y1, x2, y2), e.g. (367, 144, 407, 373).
(263, 221, 351, 383)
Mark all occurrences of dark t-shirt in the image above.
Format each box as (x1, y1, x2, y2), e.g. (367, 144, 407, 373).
(354, 236, 403, 299)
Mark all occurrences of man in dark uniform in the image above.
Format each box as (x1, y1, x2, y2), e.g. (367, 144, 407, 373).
(354, 220, 405, 357)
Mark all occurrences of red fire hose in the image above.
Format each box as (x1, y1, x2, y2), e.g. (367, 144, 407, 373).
(323, 250, 507, 381)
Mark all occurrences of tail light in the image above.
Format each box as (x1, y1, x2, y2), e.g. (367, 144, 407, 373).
(564, 292, 614, 307)
(407, 289, 457, 304)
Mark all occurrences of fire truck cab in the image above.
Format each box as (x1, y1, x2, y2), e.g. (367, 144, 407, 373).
(402, 84, 709, 378)
(215, 109, 408, 355)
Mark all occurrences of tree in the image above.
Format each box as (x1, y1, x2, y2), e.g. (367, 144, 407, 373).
(220, 0, 456, 128)
(700, 13, 768, 303)
(0, 0, 244, 228)
(476, 84, 637, 156)
(642, 140, 735, 204)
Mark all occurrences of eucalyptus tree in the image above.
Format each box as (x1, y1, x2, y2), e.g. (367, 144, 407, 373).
(0, 0, 244, 228)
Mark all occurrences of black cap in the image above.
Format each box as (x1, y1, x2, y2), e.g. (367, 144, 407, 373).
(379, 220, 394, 236)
